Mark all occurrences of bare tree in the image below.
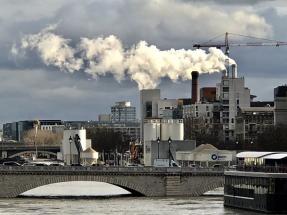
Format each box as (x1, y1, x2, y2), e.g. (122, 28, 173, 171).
(23, 129, 62, 146)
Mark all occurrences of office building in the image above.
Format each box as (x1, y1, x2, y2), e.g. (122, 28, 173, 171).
(274, 86, 287, 126)
(111, 101, 136, 122)
(98, 114, 111, 122)
(3, 120, 63, 142)
(235, 107, 274, 143)
(216, 64, 251, 142)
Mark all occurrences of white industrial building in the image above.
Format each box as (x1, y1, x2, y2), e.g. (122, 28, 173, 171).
(216, 64, 251, 141)
(143, 118, 184, 142)
(140, 89, 161, 140)
(143, 117, 191, 166)
(176, 144, 236, 167)
(61, 129, 98, 165)
(140, 89, 197, 166)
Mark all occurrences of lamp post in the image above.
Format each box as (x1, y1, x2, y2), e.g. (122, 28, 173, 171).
(69, 136, 72, 165)
(156, 137, 160, 159)
(168, 137, 172, 167)
(74, 134, 81, 165)
(33, 120, 39, 159)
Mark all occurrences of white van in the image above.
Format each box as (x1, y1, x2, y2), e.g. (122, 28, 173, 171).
(153, 159, 180, 167)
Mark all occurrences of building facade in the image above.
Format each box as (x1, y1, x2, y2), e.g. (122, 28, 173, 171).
(274, 86, 287, 126)
(111, 101, 136, 122)
(200, 87, 217, 102)
(3, 120, 63, 142)
(140, 89, 161, 140)
(235, 107, 274, 143)
(157, 99, 178, 119)
(216, 65, 250, 142)
(183, 102, 221, 139)
(98, 114, 111, 122)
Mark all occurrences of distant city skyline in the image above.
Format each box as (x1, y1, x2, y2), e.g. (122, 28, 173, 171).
(0, 0, 287, 125)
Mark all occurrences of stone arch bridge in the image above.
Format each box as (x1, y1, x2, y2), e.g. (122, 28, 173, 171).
(0, 166, 224, 198)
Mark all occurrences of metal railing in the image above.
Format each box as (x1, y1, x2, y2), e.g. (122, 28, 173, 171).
(236, 165, 287, 173)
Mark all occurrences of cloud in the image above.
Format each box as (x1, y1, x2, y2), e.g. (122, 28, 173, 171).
(50, 0, 272, 47)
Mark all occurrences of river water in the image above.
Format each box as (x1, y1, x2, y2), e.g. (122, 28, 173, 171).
(0, 182, 261, 215)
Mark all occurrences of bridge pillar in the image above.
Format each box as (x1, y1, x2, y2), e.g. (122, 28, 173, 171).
(165, 176, 181, 196)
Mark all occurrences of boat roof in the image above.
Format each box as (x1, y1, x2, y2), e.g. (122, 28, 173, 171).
(236, 151, 275, 158)
(263, 153, 287, 160)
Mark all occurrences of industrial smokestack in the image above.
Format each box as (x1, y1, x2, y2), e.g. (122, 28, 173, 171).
(231, 64, 237, 78)
(191, 71, 199, 104)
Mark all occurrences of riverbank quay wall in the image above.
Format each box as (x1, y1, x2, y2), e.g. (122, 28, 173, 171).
(224, 170, 287, 213)
(0, 166, 223, 198)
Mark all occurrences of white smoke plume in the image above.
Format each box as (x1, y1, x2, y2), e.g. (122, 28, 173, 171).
(13, 26, 235, 89)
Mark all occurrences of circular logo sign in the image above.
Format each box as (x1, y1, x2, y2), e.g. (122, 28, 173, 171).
(211, 154, 218, 160)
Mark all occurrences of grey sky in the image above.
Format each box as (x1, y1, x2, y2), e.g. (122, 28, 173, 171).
(0, 0, 287, 125)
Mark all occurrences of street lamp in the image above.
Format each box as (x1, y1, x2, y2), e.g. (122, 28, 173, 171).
(157, 137, 160, 159)
(168, 137, 172, 167)
(69, 136, 73, 165)
(74, 134, 81, 165)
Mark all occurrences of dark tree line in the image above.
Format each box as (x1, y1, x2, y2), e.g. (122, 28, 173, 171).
(86, 128, 130, 153)
(194, 125, 287, 151)
(255, 125, 287, 151)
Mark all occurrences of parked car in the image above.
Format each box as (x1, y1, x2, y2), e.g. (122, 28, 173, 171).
(189, 164, 202, 169)
(71, 163, 82, 166)
(212, 164, 224, 169)
(34, 163, 48, 166)
(22, 163, 36, 166)
(49, 163, 62, 166)
(3, 161, 21, 166)
(153, 159, 180, 167)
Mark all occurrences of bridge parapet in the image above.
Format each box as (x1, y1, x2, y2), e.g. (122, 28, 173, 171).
(0, 166, 224, 175)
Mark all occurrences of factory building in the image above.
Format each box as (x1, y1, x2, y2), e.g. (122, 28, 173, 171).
(235, 107, 274, 143)
(200, 87, 217, 102)
(140, 89, 197, 166)
(274, 85, 287, 126)
(111, 101, 136, 122)
(143, 118, 194, 166)
(216, 64, 251, 142)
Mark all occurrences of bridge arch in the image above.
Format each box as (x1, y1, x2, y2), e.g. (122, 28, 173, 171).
(180, 175, 224, 196)
(8, 151, 57, 158)
(12, 175, 148, 198)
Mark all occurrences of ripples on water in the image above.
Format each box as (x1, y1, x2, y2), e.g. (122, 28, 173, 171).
(0, 182, 262, 215)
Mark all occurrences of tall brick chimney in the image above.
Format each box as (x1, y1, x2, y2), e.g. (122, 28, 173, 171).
(191, 71, 199, 104)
